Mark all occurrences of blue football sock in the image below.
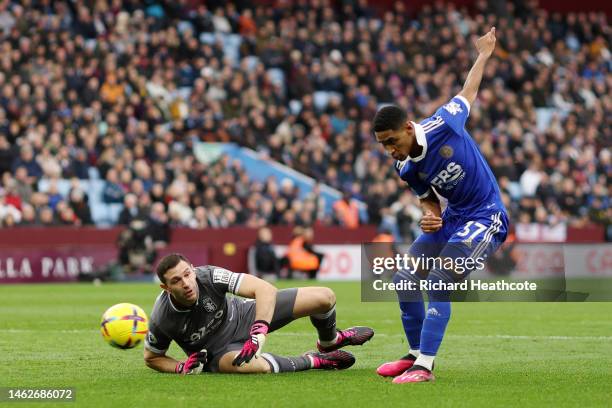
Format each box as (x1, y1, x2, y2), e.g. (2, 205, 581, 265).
(393, 269, 424, 350)
(399, 300, 425, 350)
(420, 270, 453, 356)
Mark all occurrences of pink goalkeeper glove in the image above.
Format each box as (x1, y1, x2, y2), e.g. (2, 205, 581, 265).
(232, 320, 270, 366)
(175, 349, 208, 375)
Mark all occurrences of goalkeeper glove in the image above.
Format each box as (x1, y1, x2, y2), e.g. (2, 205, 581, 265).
(175, 349, 208, 375)
(232, 320, 269, 366)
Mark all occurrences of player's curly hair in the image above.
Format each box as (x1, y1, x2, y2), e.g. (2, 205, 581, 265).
(372, 104, 406, 132)
(156, 253, 189, 283)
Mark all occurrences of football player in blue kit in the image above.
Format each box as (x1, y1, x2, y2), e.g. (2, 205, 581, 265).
(373, 28, 508, 383)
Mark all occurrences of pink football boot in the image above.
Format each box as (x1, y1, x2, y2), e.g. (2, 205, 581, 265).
(392, 366, 435, 384)
(376, 355, 416, 377)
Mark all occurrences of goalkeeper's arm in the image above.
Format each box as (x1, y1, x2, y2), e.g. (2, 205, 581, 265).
(231, 274, 278, 366)
(144, 348, 180, 373)
(144, 348, 207, 375)
(235, 274, 277, 323)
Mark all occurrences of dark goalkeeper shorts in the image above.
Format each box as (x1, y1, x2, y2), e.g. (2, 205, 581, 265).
(205, 288, 298, 372)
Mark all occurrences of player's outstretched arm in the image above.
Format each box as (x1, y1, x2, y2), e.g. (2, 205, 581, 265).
(458, 27, 496, 106)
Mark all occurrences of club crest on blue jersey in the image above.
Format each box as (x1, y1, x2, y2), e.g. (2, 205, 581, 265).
(439, 145, 454, 159)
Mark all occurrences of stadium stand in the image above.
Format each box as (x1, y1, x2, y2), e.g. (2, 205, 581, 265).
(0, 0, 609, 241)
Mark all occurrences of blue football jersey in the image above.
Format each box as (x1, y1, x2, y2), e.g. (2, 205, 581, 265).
(395, 95, 506, 217)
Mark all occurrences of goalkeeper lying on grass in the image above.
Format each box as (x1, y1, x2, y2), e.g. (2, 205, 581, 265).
(144, 253, 374, 374)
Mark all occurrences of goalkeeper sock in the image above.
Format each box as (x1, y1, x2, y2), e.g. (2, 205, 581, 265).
(310, 304, 337, 342)
(261, 353, 312, 373)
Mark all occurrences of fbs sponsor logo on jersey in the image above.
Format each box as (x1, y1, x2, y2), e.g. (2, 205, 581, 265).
(202, 297, 217, 313)
(431, 162, 465, 190)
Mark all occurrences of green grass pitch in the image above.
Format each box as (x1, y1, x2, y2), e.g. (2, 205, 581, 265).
(1, 281, 611, 407)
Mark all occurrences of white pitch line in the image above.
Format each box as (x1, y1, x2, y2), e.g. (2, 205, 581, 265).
(0, 329, 610, 341)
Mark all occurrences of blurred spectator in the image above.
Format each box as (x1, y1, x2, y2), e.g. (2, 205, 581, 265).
(0, 189, 20, 226)
(118, 193, 140, 225)
(13, 167, 33, 203)
(284, 226, 325, 279)
(56, 201, 80, 226)
(69, 188, 93, 225)
(45, 181, 63, 211)
(19, 203, 37, 226)
(102, 169, 125, 204)
(117, 219, 156, 274)
(39, 206, 56, 227)
(4, 180, 21, 211)
(251, 227, 281, 278)
(12, 145, 42, 182)
(0, 135, 14, 175)
(333, 191, 360, 229)
(147, 202, 170, 248)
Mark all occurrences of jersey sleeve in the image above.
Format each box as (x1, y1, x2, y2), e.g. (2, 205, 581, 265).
(145, 320, 172, 354)
(435, 95, 470, 136)
(398, 162, 431, 199)
(208, 266, 244, 295)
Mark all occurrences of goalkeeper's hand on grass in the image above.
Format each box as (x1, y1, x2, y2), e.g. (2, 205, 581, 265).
(232, 320, 269, 366)
(175, 349, 208, 375)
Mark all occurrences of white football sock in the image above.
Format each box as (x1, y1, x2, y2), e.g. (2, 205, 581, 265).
(409, 349, 420, 358)
(318, 332, 340, 347)
(414, 354, 435, 371)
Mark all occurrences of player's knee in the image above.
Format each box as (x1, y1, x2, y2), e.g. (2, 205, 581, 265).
(426, 269, 453, 302)
(318, 287, 335, 310)
(260, 359, 273, 374)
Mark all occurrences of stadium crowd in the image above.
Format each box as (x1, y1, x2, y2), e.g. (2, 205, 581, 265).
(0, 0, 609, 241)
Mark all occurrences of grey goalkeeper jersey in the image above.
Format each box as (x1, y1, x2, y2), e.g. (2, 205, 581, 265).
(145, 265, 252, 356)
